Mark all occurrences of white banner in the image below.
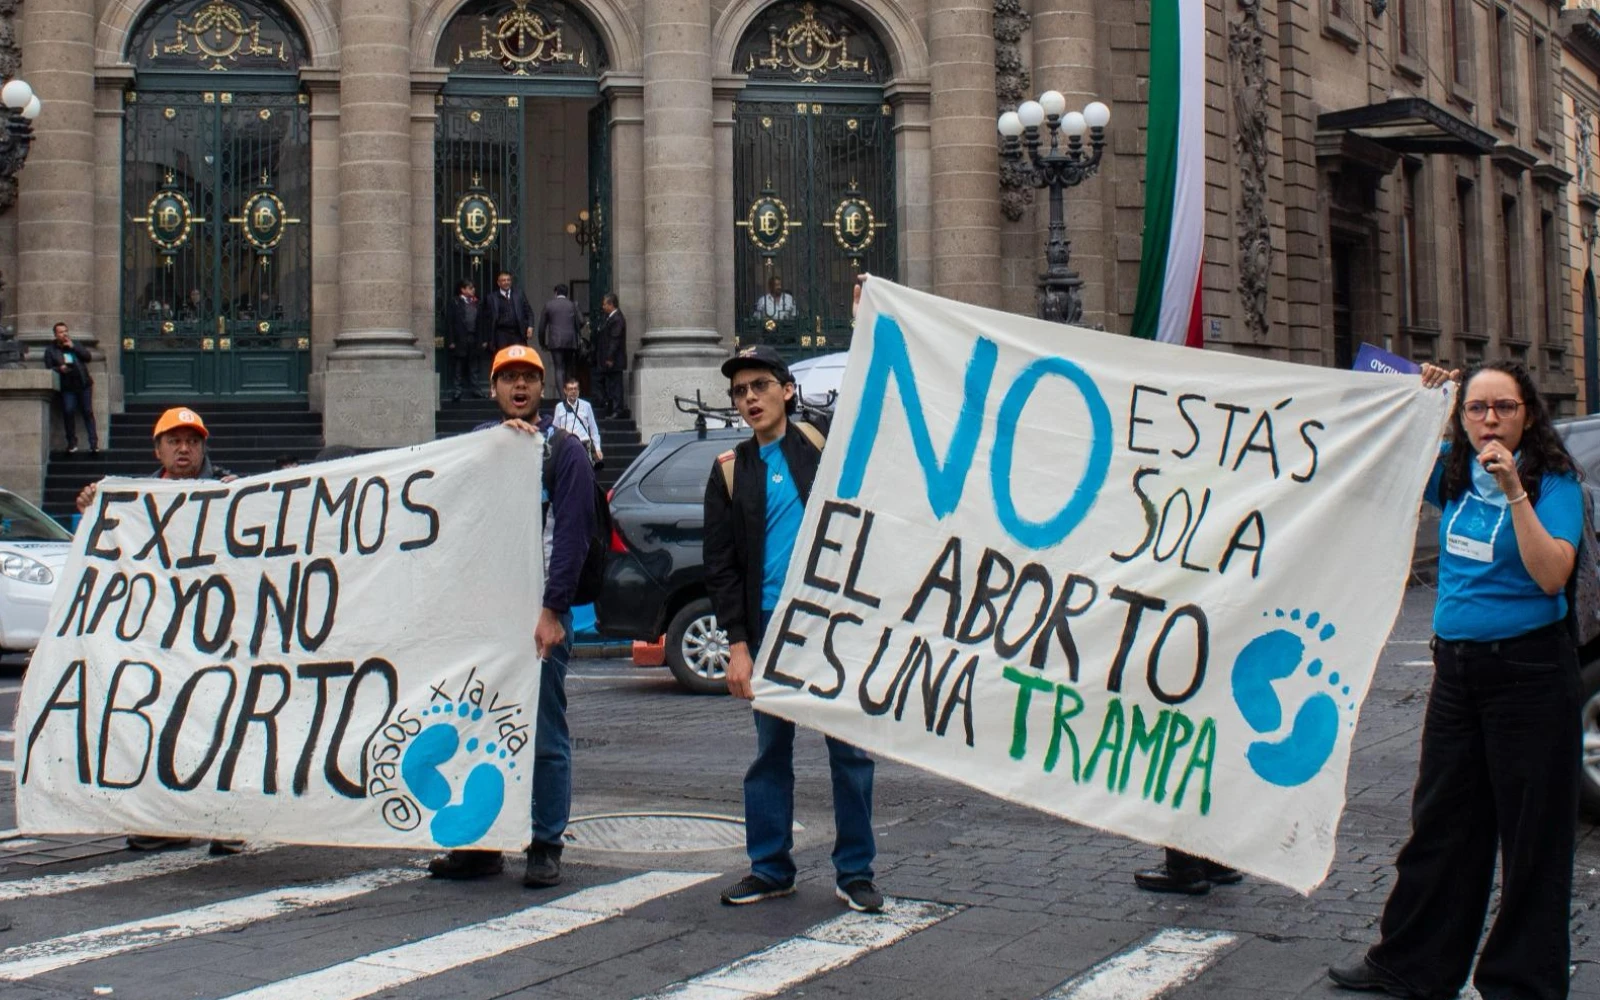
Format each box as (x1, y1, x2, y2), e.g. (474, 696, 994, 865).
(18, 429, 543, 852)
(755, 280, 1450, 893)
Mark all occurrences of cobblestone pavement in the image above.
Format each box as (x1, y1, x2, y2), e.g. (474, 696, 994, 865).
(0, 586, 1594, 999)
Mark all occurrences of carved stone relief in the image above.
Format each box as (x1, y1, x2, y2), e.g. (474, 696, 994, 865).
(994, 0, 1033, 221)
(1229, 0, 1271, 341)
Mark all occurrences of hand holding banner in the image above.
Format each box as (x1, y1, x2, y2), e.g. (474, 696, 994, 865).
(753, 280, 1451, 893)
(18, 430, 543, 851)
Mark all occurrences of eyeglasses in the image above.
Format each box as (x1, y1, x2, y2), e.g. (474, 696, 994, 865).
(728, 377, 779, 401)
(1462, 399, 1525, 421)
(497, 371, 542, 386)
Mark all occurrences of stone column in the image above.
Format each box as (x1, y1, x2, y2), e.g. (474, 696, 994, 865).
(302, 69, 340, 413)
(602, 74, 645, 369)
(0, 369, 55, 504)
(411, 72, 446, 386)
(317, 0, 433, 447)
(17, 0, 97, 412)
(712, 73, 743, 346)
(1033, 0, 1105, 326)
(633, 0, 726, 438)
(92, 69, 131, 416)
(888, 82, 933, 291)
(928, 4, 1002, 308)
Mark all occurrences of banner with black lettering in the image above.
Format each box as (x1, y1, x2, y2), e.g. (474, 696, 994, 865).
(17, 429, 543, 851)
(754, 279, 1451, 894)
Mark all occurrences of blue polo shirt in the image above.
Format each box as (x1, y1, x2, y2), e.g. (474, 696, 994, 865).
(760, 439, 804, 611)
(1426, 451, 1584, 641)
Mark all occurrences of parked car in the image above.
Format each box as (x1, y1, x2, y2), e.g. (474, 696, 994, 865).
(0, 488, 73, 660)
(595, 427, 745, 694)
(1555, 414, 1600, 820)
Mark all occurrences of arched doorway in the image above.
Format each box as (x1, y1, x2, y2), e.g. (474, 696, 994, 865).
(120, 0, 312, 398)
(1586, 268, 1598, 414)
(732, 1, 896, 358)
(432, 0, 610, 392)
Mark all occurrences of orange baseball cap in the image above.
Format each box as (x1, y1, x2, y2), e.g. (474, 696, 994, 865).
(152, 407, 208, 439)
(491, 344, 545, 379)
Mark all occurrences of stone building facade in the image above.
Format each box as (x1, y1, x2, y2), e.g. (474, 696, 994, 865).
(1562, 1, 1600, 414)
(0, 0, 1582, 488)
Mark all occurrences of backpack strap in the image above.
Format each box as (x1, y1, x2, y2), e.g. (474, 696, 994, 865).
(794, 421, 826, 452)
(717, 449, 736, 497)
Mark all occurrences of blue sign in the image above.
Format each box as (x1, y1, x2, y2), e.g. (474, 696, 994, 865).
(1353, 343, 1420, 377)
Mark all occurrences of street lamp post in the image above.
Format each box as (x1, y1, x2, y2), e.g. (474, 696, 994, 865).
(0, 75, 40, 369)
(997, 92, 1110, 326)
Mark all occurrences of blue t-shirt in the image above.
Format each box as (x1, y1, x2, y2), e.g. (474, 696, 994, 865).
(760, 439, 805, 611)
(1426, 452, 1583, 641)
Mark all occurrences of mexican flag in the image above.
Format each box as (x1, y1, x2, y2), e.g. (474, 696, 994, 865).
(1130, 0, 1205, 346)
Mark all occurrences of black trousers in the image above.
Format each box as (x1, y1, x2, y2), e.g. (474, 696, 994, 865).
(448, 352, 478, 392)
(548, 348, 576, 396)
(59, 386, 97, 449)
(1367, 623, 1580, 1000)
(594, 368, 624, 414)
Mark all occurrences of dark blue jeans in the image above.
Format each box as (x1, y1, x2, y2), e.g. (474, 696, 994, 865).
(531, 610, 573, 847)
(1367, 623, 1580, 1000)
(60, 387, 97, 449)
(745, 610, 876, 888)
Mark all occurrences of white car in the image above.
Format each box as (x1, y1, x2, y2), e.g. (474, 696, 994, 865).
(0, 488, 72, 657)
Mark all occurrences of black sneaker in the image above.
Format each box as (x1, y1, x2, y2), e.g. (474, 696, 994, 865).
(523, 842, 563, 887)
(125, 835, 192, 851)
(835, 879, 884, 913)
(427, 849, 504, 879)
(720, 874, 796, 906)
(208, 839, 245, 856)
(1327, 959, 1423, 997)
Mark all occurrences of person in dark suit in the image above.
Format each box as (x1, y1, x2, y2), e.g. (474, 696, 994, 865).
(592, 292, 627, 418)
(43, 322, 97, 454)
(537, 283, 583, 397)
(480, 271, 535, 351)
(445, 279, 487, 401)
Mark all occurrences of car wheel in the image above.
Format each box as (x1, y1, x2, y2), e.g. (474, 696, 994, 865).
(664, 598, 728, 695)
(1583, 659, 1600, 822)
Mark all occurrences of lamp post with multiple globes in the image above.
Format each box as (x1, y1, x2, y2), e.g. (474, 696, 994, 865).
(997, 91, 1109, 326)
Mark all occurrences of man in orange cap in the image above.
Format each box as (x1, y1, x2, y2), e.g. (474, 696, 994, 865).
(427, 344, 597, 889)
(74, 406, 242, 856)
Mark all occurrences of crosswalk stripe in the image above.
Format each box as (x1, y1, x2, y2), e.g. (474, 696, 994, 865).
(0, 866, 426, 980)
(0, 844, 273, 901)
(1037, 929, 1240, 1000)
(637, 898, 961, 1000)
(214, 870, 718, 1000)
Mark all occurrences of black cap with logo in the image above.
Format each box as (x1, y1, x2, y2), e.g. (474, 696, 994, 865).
(720, 344, 793, 382)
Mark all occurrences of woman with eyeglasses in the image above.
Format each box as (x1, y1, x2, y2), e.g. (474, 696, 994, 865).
(1329, 359, 1584, 1000)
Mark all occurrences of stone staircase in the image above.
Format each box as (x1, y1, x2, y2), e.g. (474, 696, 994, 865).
(434, 398, 644, 492)
(40, 400, 325, 525)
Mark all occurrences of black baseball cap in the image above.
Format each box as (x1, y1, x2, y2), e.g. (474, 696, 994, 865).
(721, 345, 792, 382)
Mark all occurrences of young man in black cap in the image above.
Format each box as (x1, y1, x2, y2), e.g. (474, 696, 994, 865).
(703, 345, 883, 914)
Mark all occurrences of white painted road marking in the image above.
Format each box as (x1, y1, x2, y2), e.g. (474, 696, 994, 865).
(1038, 929, 1240, 1000)
(637, 898, 961, 1000)
(0, 866, 426, 979)
(215, 870, 717, 1000)
(0, 844, 273, 901)
(1399, 659, 1434, 667)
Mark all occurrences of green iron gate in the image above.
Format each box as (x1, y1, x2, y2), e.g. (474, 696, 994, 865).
(585, 99, 612, 327)
(434, 93, 525, 367)
(121, 88, 311, 397)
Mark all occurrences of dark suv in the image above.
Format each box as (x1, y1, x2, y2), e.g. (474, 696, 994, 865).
(1555, 414, 1600, 820)
(595, 427, 745, 693)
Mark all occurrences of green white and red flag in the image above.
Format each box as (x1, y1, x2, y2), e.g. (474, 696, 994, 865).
(1130, 0, 1205, 346)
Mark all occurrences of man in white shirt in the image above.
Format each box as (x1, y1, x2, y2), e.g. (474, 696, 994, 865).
(753, 275, 796, 322)
(552, 376, 602, 466)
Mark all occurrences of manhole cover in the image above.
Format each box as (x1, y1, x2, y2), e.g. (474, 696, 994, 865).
(564, 812, 749, 852)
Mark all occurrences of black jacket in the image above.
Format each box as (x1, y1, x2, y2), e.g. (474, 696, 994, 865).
(445, 295, 482, 355)
(702, 421, 824, 649)
(479, 287, 535, 349)
(44, 341, 93, 392)
(594, 308, 627, 370)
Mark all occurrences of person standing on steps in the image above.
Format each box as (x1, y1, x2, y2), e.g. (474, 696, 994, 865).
(427, 344, 597, 889)
(43, 322, 98, 455)
(74, 407, 243, 856)
(481, 271, 535, 351)
(446, 279, 487, 401)
(592, 292, 627, 418)
(537, 284, 583, 396)
(703, 345, 884, 915)
(1329, 360, 1583, 1000)
(552, 376, 602, 470)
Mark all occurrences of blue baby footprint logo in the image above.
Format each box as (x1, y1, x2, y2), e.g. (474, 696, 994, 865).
(401, 701, 513, 848)
(1230, 609, 1356, 788)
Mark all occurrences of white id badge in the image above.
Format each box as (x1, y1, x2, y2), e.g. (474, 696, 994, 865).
(1445, 494, 1504, 563)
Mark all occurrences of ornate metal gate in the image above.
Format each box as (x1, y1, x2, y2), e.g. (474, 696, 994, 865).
(732, 1, 895, 357)
(120, 0, 310, 398)
(434, 93, 525, 338)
